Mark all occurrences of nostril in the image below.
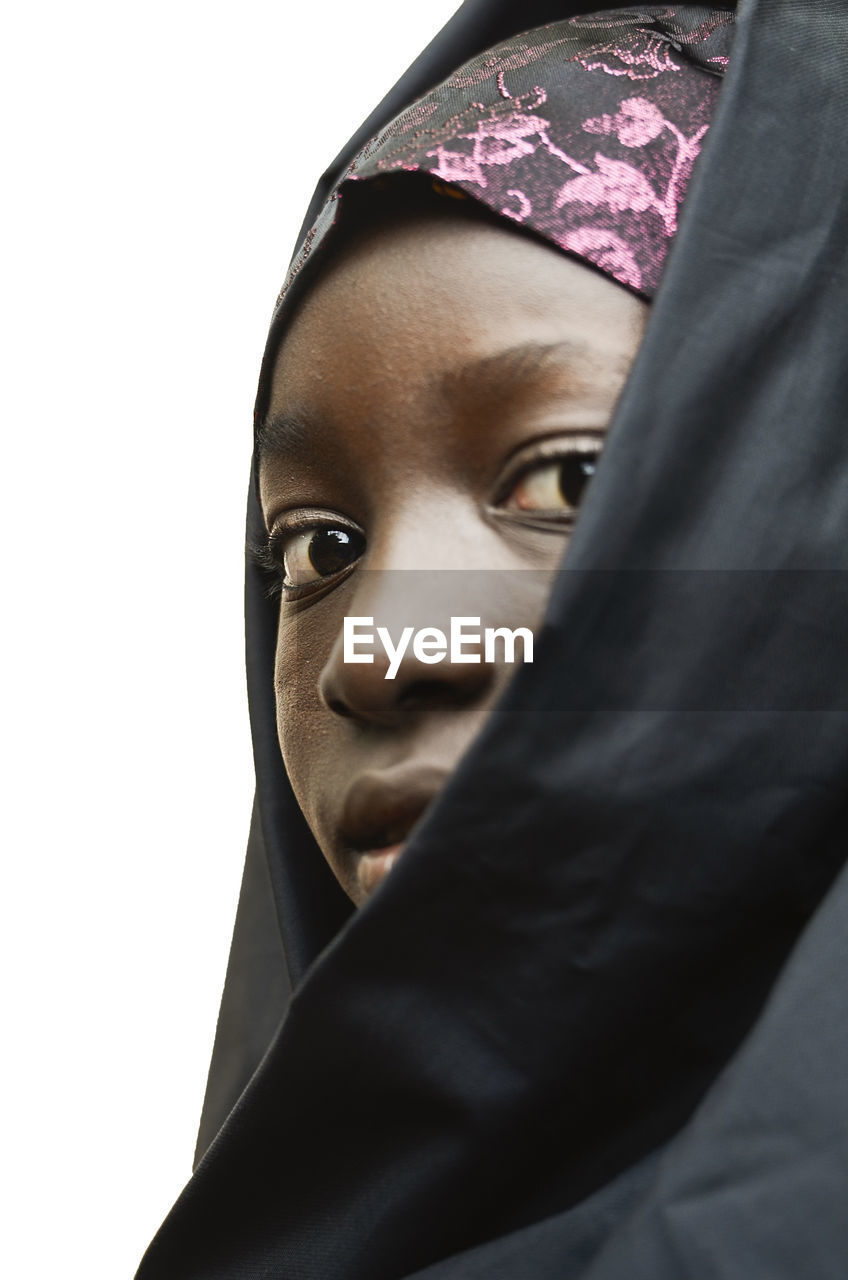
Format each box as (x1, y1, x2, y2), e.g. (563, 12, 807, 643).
(325, 693, 357, 719)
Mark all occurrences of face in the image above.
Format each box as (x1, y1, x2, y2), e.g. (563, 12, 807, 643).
(259, 207, 647, 906)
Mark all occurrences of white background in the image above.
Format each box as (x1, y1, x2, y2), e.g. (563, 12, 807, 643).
(2, 3, 459, 1275)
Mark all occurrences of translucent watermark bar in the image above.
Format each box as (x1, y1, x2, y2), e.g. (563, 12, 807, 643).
(274, 568, 848, 712)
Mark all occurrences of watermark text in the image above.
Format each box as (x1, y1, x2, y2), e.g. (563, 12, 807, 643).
(344, 616, 533, 679)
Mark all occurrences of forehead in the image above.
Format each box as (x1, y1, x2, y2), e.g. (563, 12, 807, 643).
(276, 210, 641, 371)
(259, 208, 646, 487)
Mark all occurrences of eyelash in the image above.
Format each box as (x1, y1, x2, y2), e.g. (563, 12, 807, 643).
(491, 432, 604, 526)
(251, 433, 605, 599)
(247, 513, 364, 600)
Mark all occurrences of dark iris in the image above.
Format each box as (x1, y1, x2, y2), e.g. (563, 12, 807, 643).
(309, 527, 365, 576)
(558, 454, 598, 508)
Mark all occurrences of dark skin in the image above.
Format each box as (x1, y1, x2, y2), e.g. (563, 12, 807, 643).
(259, 208, 648, 906)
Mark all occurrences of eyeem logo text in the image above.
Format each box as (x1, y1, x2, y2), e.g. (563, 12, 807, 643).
(344, 616, 534, 680)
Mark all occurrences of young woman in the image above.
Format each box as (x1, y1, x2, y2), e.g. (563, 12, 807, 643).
(137, 4, 848, 1277)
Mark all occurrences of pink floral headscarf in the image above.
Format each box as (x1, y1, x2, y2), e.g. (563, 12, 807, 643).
(276, 6, 735, 308)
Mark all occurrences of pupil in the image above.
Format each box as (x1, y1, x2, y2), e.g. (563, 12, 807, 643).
(308, 528, 363, 576)
(558, 454, 597, 508)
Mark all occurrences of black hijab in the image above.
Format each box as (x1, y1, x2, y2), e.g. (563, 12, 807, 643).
(136, 2, 848, 1276)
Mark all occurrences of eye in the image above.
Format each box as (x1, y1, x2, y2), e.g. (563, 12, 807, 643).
(499, 436, 603, 520)
(271, 523, 366, 590)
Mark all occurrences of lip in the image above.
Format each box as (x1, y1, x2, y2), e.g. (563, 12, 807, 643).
(355, 843, 405, 898)
(340, 763, 448, 897)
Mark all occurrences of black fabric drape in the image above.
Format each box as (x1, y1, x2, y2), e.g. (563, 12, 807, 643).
(194, 800, 289, 1165)
(138, 1, 848, 1276)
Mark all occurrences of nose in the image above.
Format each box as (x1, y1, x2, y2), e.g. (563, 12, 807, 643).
(318, 503, 505, 726)
(318, 568, 498, 725)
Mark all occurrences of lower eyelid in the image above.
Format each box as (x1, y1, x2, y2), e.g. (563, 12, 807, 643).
(486, 505, 577, 532)
(279, 558, 362, 605)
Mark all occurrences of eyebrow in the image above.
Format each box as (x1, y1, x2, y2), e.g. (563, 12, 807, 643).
(438, 339, 594, 401)
(255, 408, 316, 463)
(255, 340, 592, 463)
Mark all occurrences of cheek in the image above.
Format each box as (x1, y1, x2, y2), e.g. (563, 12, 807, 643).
(274, 613, 335, 831)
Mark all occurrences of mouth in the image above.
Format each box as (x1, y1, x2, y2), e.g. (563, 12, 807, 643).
(355, 843, 406, 899)
(339, 763, 448, 900)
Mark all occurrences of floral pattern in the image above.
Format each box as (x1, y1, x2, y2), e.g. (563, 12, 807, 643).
(570, 29, 681, 80)
(275, 6, 735, 313)
(563, 96, 709, 236)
